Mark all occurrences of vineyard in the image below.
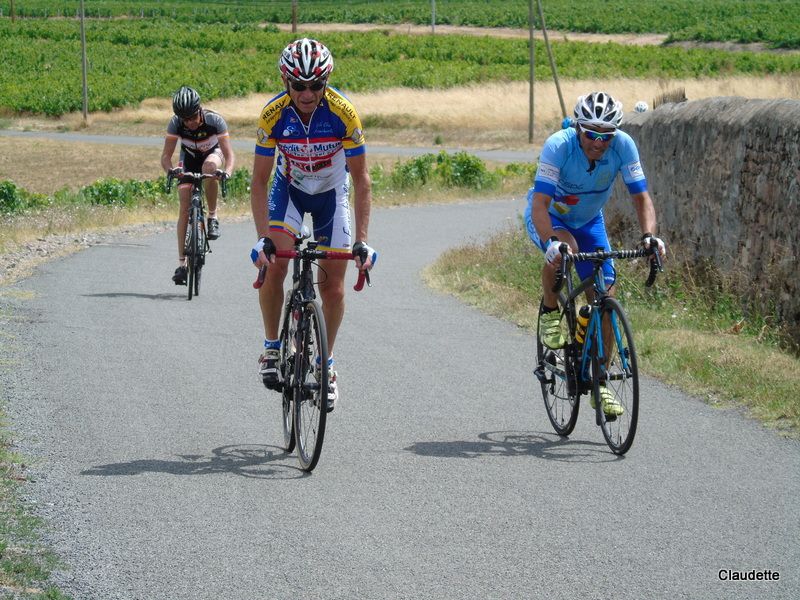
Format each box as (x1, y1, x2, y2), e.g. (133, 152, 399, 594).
(1, 0, 799, 47)
(1, 15, 799, 116)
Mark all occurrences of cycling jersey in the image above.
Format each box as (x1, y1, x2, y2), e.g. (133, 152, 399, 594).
(166, 109, 229, 160)
(254, 87, 366, 196)
(532, 127, 647, 229)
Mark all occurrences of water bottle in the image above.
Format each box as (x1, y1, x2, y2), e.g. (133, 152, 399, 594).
(575, 305, 591, 344)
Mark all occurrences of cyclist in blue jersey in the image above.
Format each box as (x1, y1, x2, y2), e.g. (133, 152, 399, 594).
(161, 86, 234, 285)
(249, 38, 377, 412)
(525, 91, 666, 415)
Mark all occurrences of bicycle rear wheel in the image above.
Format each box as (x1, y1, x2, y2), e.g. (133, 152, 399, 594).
(592, 297, 639, 455)
(279, 293, 296, 453)
(536, 303, 579, 436)
(293, 300, 328, 471)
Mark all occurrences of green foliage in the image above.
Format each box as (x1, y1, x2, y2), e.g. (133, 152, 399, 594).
(79, 177, 163, 207)
(1, 1, 797, 47)
(0, 179, 49, 213)
(388, 151, 499, 190)
(1, 8, 799, 115)
(0, 179, 24, 213)
(225, 167, 252, 197)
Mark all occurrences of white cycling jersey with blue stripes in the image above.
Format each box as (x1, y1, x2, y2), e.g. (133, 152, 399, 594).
(532, 127, 648, 229)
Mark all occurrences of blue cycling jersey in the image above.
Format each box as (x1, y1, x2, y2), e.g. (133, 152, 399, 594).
(532, 127, 648, 229)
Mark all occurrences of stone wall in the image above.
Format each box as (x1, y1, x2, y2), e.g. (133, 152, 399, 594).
(605, 96, 800, 344)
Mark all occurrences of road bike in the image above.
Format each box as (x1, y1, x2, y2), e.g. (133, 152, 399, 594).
(534, 241, 662, 454)
(253, 230, 370, 471)
(166, 170, 227, 300)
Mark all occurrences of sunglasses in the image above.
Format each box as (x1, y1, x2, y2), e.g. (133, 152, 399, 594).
(581, 126, 616, 142)
(289, 80, 326, 92)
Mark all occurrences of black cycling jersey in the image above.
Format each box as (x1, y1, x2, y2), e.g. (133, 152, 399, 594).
(166, 109, 229, 160)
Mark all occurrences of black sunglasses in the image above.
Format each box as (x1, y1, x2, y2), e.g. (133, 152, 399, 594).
(181, 112, 201, 124)
(289, 80, 326, 92)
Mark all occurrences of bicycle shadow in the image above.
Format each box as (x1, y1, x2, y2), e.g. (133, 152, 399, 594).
(405, 430, 621, 463)
(83, 292, 185, 301)
(80, 444, 307, 480)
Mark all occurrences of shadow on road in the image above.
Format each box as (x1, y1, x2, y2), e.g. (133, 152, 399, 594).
(83, 292, 186, 301)
(405, 430, 621, 463)
(80, 444, 307, 479)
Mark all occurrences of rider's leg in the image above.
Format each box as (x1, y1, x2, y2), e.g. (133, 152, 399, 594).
(176, 184, 192, 262)
(259, 231, 295, 341)
(202, 152, 223, 217)
(541, 229, 578, 309)
(317, 259, 347, 354)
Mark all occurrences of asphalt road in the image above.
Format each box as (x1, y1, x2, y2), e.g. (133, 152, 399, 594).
(2, 199, 798, 599)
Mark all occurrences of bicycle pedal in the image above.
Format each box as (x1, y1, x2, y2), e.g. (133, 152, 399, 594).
(262, 377, 281, 391)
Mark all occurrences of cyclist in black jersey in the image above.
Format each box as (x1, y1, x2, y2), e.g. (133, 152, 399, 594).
(161, 86, 235, 285)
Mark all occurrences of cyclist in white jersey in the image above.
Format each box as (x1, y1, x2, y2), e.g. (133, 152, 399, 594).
(249, 38, 377, 412)
(525, 92, 666, 415)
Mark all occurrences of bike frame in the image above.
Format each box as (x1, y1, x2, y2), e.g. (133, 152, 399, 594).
(556, 245, 659, 414)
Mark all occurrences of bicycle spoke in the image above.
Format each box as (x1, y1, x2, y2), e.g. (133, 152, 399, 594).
(279, 297, 296, 453)
(294, 301, 328, 471)
(536, 305, 579, 436)
(595, 298, 639, 454)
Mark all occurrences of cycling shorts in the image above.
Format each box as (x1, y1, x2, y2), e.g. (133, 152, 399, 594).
(268, 172, 352, 252)
(524, 192, 615, 287)
(178, 147, 223, 187)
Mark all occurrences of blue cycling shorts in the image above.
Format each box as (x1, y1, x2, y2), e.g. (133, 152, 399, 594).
(524, 190, 615, 287)
(268, 172, 352, 251)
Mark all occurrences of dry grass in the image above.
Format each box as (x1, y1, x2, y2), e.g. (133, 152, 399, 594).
(7, 74, 799, 153)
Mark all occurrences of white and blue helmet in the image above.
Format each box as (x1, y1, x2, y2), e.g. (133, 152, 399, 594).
(574, 92, 623, 129)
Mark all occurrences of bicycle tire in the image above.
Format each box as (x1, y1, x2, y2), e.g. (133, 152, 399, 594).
(186, 207, 198, 301)
(279, 292, 296, 453)
(592, 297, 639, 455)
(293, 300, 328, 472)
(193, 217, 205, 297)
(536, 303, 579, 436)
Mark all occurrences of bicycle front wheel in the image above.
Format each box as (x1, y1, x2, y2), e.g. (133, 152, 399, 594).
(186, 208, 198, 301)
(193, 218, 205, 297)
(279, 293, 296, 453)
(592, 297, 639, 455)
(293, 300, 328, 472)
(536, 303, 579, 436)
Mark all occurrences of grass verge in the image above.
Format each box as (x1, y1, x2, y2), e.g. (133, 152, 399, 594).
(424, 224, 800, 437)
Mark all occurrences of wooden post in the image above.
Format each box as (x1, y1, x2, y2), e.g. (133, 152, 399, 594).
(431, 0, 436, 34)
(79, 0, 89, 126)
(537, 0, 567, 118)
(528, 0, 535, 143)
(10, 0, 15, 22)
(291, 0, 298, 34)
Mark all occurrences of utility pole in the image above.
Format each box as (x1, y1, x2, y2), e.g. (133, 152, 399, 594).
(431, 0, 436, 34)
(291, 0, 298, 33)
(537, 0, 566, 117)
(79, 0, 89, 126)
(528, 0, 535, 143)
(10, 0, 15, 22)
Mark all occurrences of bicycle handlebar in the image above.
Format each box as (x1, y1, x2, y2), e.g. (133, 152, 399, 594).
(552, 241, 663, 293)
(252, 250, 371, 292)
(165, 170, 228, 197)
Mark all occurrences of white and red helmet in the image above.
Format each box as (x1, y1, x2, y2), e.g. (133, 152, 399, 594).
(279, 38, 334, 82)
(573, 92, 624, 129)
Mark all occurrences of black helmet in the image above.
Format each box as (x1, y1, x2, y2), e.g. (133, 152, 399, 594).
(172, 86, 201, 118)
